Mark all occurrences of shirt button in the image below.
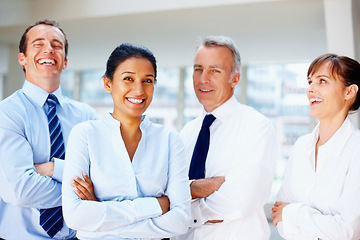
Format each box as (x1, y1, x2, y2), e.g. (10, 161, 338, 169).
(194, 219, 197, 223)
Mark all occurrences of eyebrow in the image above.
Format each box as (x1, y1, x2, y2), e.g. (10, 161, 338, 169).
(314, 74, 331, 79)
(121, 71, 155, 77)
(193, 64, 223, 69)
(30, 38, 64, 46)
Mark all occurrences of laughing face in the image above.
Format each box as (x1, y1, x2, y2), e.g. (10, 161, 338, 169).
(103, 57, 155, 122)
(18, 24, 67, 92)
(193, 46, 240, 112)
(307, 62, 351, 121)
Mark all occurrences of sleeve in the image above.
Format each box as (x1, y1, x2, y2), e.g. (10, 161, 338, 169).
(0, 110, 62, 208)
(52, 157, 64, 182)
(63, 126, 191, 238)
(190, 119, 277, 226)
(79, 132, 192, 239)
(277, 139, 360, 240)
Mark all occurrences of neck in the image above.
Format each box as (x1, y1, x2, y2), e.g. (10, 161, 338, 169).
(317, 114, 347, 146)
(26, 75, 60, 93)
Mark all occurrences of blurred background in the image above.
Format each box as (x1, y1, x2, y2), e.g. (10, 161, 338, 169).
(1, 0, 359, 238)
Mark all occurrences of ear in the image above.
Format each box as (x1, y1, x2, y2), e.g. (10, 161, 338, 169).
(63, 58, 68, 70)
(103, 76, 112, 93)
(18, 52, 26, 67)
(231, 72, 240, 88)
(345, 84, 358, 101)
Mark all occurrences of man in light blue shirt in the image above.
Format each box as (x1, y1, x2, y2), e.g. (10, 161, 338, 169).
(0, 19, 97, 239)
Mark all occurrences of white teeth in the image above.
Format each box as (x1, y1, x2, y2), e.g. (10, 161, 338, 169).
(310, 98, 322, 103)
(200, 89, 211, 92)
(38, 59, 55, 65)
(127, 98, 144, 104)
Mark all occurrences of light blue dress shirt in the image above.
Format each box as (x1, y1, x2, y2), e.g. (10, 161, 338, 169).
(62, 113, 191, 240)
(0, 80, 98, 239)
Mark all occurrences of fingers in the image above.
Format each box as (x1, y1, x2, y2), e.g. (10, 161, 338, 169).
(83, 172, 93, 186)
(71, 173, 97, 201)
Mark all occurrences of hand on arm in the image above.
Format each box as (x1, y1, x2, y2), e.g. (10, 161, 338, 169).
(190, 176, 225, 199)
(71, 172, 97, 201)
(34, 162, 54, 177)
(271, 201, 288, 227)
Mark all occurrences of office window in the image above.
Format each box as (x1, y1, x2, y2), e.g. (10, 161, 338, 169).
(147, 67, 179, 129)
(246, 63, 311, 200)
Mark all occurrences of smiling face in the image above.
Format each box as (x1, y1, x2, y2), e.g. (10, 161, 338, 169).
(307, 62, 353, 122)
(193, 46, 240, 112)
(104, 57, 155, 122)
(18, 24, 67, 92)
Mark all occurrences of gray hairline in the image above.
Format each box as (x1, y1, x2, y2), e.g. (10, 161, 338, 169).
(198, 35, 241, 74)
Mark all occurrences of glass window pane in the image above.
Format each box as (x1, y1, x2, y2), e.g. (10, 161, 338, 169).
(60, 70, 75, 99)
(146, 67, 179, 130)
(246, 63, 310, 201)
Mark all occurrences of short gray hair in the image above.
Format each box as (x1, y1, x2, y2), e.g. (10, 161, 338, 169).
(198, 35, 241, 73)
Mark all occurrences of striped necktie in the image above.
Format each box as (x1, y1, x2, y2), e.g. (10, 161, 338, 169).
(188, 114, 216, 180)
(39, 94, 64, 237)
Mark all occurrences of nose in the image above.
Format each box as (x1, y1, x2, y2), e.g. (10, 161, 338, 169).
(43, 42, 54, 54)
(307, 83, 315, 93)
(132, 81, 144, 95)
(199, 71, 210, 84)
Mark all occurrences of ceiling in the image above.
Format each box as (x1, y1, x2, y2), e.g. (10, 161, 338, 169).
(0, 0, 327, 71)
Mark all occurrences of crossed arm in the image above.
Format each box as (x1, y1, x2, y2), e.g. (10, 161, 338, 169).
(71, 172, 170, 214)
(190, 176, 225, 223)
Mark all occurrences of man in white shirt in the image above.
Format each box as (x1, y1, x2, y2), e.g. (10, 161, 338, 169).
(176, 36, 277, 239)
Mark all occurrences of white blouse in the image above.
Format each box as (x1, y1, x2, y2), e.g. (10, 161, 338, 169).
(277, 117, 360, 240)
(62, 113, 191, 240)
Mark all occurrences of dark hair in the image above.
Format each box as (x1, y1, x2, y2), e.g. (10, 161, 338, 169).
(19, 19, 68, 57)
(308, 53, 360, 111)
(104, 43, 157, 83)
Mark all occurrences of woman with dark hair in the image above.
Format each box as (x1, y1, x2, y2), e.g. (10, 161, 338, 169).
(62, 43, 191, 239)
(272, 54, 360, 240)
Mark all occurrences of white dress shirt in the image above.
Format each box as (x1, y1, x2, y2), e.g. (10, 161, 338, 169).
(0, 80, 97, 239)
(62, 113, 191, 240)
(276, 117, 360, 240)
(177, 96, 277, 240)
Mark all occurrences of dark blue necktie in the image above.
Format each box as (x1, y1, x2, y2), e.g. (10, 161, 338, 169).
(39, 94, 64, 238)
(189, 114, 216, 180)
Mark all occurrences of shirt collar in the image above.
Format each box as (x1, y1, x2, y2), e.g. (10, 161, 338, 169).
(104, 112, 150, 130)
(203, 95, 238, 123)
(311, 116, 355, 155)
(22, 80, 64, 107)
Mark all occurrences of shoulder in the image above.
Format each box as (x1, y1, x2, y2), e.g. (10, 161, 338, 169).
(0, 91, 31, 126)
(237, 104, 270, 124)
(61, 96, 97, 119)
(181, 116, 202, 135)
(70, 119, 103, 137)
(0, 90, 26, 112)
(147, 119, 180, 138)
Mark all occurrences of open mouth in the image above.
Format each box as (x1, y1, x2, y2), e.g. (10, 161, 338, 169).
(309, 98, 322, 104)
(37, 58, 56, 65)
(200, 89, 212, 93)
(127, 98, 144, 104)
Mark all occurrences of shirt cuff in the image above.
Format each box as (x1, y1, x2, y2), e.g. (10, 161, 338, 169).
(52, 157, 64, 182)
(282, 202, 304, 235)
(189, 198, 204, 227)
(133, 197, 163, 220)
